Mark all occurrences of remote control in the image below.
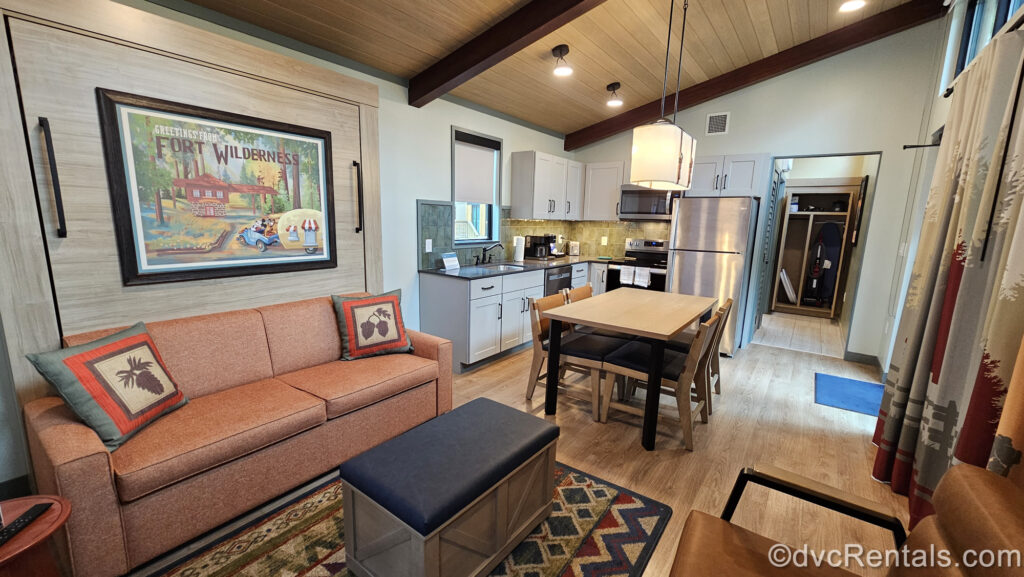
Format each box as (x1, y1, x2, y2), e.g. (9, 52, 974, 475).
(0, 503, 51, 547)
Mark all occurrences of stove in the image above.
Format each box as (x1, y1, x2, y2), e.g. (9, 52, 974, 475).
(606, 239, 668, 291)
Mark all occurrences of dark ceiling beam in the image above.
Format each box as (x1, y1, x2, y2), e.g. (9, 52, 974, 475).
(408, 0, 608, 107)
(563, 0, 948, 151)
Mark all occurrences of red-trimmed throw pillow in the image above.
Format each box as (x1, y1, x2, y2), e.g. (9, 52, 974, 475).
(332, 290, 413, 360)
(26, 323, 187, 450)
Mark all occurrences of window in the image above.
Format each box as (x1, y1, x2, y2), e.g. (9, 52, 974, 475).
(216, 190, 224, 198)
(452, 128, 501, 243)
(955, 0, 1017, 76)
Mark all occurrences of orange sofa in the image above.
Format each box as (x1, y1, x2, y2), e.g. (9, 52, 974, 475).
(22, 295, 452, 577)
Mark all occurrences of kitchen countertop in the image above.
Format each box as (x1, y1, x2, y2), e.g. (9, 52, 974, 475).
(418, 257, 610, 280)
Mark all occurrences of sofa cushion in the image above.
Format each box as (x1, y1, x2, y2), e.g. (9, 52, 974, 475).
(145, 309, 275, 398)
(111, 378, 325, 502)
(26, 323, 188, 451)
(258, 297, 342, 375)
(277, 355, 438, 419)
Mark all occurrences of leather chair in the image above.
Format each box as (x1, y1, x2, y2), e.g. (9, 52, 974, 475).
(669, 463, 1024, 576)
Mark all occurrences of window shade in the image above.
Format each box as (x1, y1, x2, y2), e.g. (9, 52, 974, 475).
(453, 140, 497, 205)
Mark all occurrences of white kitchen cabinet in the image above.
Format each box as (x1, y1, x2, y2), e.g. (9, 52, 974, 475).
(589, 262, 608, 294)
(511, 150, 569, 220)
(521, 285, 543, 343)
(583, 161, 624, 221)
(570, 263, 588, 289)
(686, 154, 770, 198)
(468, 294, 502, 363)
(565, 160, 583, 220)
(421, 270, 544, 369)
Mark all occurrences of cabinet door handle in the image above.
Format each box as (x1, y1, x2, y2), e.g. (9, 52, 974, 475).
(498, 303, 502, 319)
(601, 270, 606, 282)
(353, 160, 365, 233)
(481, 285, 495, 290)
(615, 202, 619, 215)
(566, 200, 570, 214)
(713, 174, 719, 190)
(38, 117, 68, 238)
(723, 174, 728, 189)
(521, 297, 526, 313)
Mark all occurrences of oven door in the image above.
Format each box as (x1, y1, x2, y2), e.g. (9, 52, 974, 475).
(606, 265, 667, 291)
(618, 186, 675, 221)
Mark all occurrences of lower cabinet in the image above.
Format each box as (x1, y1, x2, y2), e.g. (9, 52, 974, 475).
(589, 262, 608, 294)
(420, 270, 545, 369)
(469, 294, 502, 363)
(570, 263, 588, 289)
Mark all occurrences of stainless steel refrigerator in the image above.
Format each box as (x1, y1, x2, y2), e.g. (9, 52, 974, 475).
(667, 196, 758, 355)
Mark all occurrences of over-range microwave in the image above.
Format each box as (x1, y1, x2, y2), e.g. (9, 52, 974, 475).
(618, 185, 678, 221)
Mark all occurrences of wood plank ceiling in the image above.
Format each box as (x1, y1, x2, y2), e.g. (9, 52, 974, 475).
(187, 0, 912, 135)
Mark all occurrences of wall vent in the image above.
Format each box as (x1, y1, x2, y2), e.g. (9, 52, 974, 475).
(706, 112, 729, 135)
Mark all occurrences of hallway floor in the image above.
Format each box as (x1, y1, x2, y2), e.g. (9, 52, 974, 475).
(752, 311, 847, 358)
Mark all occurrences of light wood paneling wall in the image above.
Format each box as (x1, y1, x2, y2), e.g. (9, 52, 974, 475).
(0, 1, 383, 404)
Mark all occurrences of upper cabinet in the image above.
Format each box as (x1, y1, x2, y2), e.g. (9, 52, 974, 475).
(512, 150, 569, 220)
(687, 154, 770, 198)
(565, 160, 583, 220)
(582, 161, 624, 221)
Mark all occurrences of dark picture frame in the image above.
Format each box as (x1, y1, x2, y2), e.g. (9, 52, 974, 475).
(96, 88, 336, 285)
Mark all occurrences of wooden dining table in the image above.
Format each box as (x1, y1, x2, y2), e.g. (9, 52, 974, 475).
(543, 287, 718, 450)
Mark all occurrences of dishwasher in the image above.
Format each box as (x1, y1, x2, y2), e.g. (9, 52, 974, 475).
(544, 265, 572, 296)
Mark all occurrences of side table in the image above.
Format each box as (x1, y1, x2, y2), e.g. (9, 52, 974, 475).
(0, 495, 71, 577)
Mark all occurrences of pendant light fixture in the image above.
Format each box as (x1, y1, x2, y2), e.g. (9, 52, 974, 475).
(629, 0, 696, 191)
(606, 82, 623, 107)
(551, 44, 573, 77)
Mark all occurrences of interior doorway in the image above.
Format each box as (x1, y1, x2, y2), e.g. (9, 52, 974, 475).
(752, 153, 881, 358)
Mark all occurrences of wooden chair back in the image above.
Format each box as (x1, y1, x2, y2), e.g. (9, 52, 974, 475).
(563, 283, 593, 303)
(682, 312, 721, 389)
(529, 293, 567, 348)
(710, 298, 733, 353)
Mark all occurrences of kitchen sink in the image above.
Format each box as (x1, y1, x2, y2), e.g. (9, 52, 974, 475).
(480, 264, 525, 271)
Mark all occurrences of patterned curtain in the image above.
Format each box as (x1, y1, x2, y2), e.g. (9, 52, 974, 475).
(872, 31, 1024, 526)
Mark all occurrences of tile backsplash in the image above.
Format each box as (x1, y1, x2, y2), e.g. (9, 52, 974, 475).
(417, 203, 671, 270)
(500, 209, 670, 259)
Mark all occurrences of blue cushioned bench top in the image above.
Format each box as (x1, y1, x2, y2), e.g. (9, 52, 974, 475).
(338, 398, 560, 536)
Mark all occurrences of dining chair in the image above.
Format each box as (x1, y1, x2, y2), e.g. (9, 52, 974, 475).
(525, 293, 631, 420)
(667, 297, 734, 413)
(600, 312, 721, 451)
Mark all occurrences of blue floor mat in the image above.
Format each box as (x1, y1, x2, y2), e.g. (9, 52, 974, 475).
(814, 373, 884, 416)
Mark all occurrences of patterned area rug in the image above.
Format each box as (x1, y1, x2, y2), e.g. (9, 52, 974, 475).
(157, 463, 671, 577)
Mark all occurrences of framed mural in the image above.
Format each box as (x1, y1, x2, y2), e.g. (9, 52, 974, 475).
(96, 89, 336, 285)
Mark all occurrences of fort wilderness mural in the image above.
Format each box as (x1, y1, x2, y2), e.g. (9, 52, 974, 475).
(97, 89, 336, 285)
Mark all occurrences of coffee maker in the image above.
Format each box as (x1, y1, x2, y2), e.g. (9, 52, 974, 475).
(524, 235, 556, 259)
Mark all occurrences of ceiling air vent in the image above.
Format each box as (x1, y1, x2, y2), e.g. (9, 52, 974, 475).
(706, 112, 729, 135)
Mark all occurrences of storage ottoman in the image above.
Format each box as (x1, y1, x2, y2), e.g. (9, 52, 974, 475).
(339, 398, 560, 577)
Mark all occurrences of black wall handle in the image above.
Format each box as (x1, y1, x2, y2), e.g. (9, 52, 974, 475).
(353, 160, 364, 234)
(38, 117, 67, 238)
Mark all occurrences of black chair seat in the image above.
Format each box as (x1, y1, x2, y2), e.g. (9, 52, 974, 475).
(604, 340, 688, 382)
(666, 340, 691, 354)
(543, 333, 631, 362)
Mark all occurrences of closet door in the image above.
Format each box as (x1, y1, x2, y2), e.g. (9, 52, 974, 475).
(10, 20, 366, 335)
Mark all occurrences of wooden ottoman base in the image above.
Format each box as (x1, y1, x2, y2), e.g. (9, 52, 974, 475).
(344, 440, 556, 577)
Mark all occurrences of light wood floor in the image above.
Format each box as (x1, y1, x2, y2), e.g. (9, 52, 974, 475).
(455, 343, 907, 577)
(752, 312, 847, 358)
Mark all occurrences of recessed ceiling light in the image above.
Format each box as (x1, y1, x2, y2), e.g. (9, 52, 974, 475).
(839, 0, 866, 12)
(606, 82, 623, 107)
(551, 44, 573, 77)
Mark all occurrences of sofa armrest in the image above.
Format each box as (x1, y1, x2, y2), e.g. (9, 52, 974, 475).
(722, 465, 907, 547)
(24, 397, 130, 577)
(407, 329, 453, 414)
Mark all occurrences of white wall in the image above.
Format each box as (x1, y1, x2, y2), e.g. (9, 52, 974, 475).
(128, 1, 569, 331)
(575, 19, 948, 363)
